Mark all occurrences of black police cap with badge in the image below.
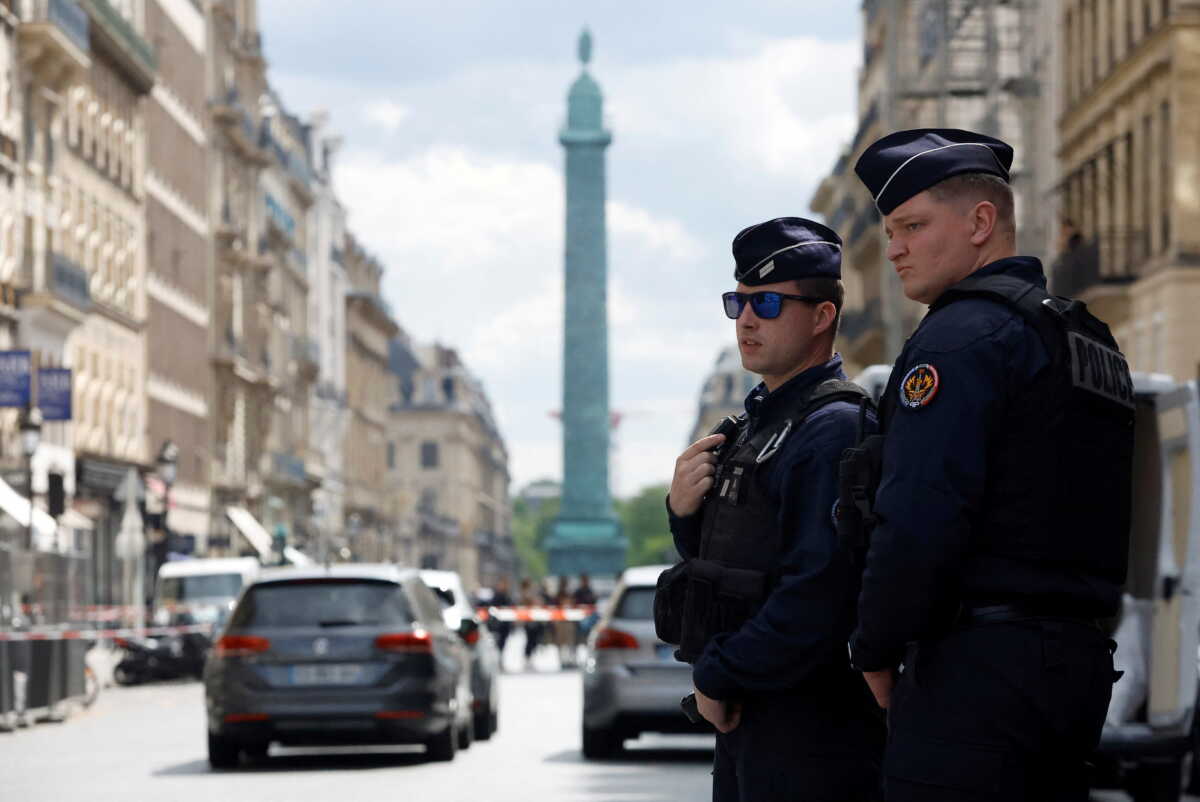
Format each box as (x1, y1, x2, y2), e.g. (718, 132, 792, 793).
(854, 128, 1014, 216)
(732, 216, 842, 285)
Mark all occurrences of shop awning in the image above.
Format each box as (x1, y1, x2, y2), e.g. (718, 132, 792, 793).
(225, 506, 273, 561)
(224, 507, 314, 566)
(0, 477, 58, 540)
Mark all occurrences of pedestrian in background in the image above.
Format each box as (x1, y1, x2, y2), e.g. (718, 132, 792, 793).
(489, 577, 514, 670)
(551, 576, 577, 669)
(848, 129, 1133, 799)
(519, 578, 545, 669)
(572, 573, 598, 648)
(665, 218, 884, 801)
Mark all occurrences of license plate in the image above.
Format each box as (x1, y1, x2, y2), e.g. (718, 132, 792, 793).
(655, 644, 676, 662)
(290, 663, 364, 686)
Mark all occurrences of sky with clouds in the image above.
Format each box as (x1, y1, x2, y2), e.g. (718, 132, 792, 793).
(257, 1, 862, 498)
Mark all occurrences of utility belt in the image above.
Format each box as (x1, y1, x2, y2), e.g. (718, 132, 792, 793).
(654, 558, 771, 664)
(955, 602, 1103, 631)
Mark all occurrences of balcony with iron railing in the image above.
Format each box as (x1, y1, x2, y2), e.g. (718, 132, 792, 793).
(1050, 230, 1145, 300)
(19, 0, 90, 77)
(79, 0, 155, 92)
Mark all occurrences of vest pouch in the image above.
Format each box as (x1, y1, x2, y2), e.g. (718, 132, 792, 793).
(677, 559, 768, 663)
(653, 561, 690, 646)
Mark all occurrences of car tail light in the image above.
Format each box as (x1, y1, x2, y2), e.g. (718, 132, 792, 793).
(462, 629, 480, 646)
(224, 713, 270, 723)
(594, 628, 639, 650)
(375, 710, 425, 720)
(375, 630, 432, 654)
(213, 635, 271, 658)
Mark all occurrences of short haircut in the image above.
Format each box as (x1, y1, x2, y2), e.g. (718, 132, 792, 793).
(794, 277, 843, 340)
(928, 172, 1015, 238)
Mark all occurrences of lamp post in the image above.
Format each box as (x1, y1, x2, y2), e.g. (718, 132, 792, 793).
(154, 440, 178, 569)
(20, 407, 43, 550)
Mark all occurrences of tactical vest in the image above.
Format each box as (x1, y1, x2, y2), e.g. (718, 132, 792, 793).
(660, 379, 869, 664)
(869, 274, 1134, 590)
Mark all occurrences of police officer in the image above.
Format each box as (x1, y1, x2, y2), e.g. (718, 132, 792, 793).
(667, 218, 885, 802)
(846, 130, 1133, 799)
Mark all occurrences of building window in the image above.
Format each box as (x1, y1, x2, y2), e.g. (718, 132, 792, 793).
(387, 441, 396, 470)
(420, 441, 439, 469)
(1160, 101, 1171, 253)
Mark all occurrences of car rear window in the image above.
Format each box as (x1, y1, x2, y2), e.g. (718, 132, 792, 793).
(612, 587, 655, 620)
(230, 580, 413, 629)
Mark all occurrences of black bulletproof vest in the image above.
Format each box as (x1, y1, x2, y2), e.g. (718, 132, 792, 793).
(673, 379, 869, 663)
(880, 273, 1134, 591)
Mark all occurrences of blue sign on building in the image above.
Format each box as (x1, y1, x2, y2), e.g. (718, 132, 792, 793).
(38, 368, 73, 421)
(0, 350, 32, 408)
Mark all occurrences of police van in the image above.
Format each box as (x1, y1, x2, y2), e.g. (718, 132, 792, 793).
(853, 367, 1200, 800)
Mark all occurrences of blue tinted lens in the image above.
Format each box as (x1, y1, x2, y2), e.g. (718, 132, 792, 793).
(750, 292, 782, 319)
(722, 292, 744, 319)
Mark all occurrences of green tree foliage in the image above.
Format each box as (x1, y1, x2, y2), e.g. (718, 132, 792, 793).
(616, 483, 677, 567)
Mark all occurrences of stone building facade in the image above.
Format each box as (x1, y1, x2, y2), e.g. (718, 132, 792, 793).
(143, 0, 211, 552)
(1055, 0, 1200, 380)
(687, 346, 759, 444)
(342, 234, 397, 563)
(389, 343, 514, 590)
(206, 0, 277, 557)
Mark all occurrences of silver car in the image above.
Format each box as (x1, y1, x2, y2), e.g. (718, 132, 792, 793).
(581, 564, 709, 758)
(419, 569, 501, 740)
(203, 564, 473, 768)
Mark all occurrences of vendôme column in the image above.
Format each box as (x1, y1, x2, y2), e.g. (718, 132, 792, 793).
(547, 29, 627, 578)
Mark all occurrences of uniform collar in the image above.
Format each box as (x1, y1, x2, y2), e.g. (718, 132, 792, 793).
(744, 354, 847, 420)
(951, 256, 1047, 291)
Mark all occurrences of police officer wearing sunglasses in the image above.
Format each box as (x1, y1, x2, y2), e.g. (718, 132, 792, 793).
(844, 130, 1134, 799)
(664, 218, 885, 801)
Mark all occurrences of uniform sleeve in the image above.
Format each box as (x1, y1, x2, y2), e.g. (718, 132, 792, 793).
(849, 312, 1030, 671)
(667, 497, 702, 559)
(692, 408, 859, 699)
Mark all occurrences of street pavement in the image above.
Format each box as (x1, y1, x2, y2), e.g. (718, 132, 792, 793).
(0, 637, 1193, 801)
(2, 641, 714, 802)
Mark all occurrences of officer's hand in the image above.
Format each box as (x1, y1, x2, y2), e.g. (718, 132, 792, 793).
(863, 669, 896, 709)
(668, 434, 726, 518)
(695, 686, 741, 734)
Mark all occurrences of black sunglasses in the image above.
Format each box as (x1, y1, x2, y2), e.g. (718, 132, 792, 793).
(722, 291, 830, 320)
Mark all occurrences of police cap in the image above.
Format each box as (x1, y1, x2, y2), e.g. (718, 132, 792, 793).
(855, 128, 1014, 216)
(732, 217, 841, 286)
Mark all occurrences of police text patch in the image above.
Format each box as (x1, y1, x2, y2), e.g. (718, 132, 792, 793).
(1068, 332, 1134, 409)
(899, 363, 939, 409)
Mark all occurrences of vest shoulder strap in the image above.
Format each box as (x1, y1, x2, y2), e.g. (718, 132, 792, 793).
(741, 379, 873, 464)
(932, 273, 1061, 359)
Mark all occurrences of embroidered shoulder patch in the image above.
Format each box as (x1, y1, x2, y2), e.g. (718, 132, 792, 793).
(899, 363, 940, 409)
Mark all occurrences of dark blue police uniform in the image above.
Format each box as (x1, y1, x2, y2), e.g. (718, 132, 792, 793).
(672, 358, 885, 802)
(668, 218, 885, 802)
(848, 131, 1132, 801)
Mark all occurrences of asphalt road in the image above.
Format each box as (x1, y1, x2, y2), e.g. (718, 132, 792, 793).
(1, 653, 714, 802)
(0, 639, 1192, 802)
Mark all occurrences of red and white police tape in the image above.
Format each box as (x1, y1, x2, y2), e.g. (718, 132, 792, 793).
(475, 605, 595, 623)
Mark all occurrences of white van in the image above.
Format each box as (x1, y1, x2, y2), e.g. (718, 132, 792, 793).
(1096, 374, 1200, 801)
(153, 557, 260, 628)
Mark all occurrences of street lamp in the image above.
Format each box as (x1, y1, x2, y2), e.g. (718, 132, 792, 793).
(154, 440, 179, 564)
(20, 406, 42, 550)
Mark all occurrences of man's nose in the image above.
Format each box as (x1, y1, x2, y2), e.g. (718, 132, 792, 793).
(886, 237, 906, 263)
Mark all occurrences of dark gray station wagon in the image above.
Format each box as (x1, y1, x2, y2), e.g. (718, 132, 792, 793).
(204, 565, 473, 768)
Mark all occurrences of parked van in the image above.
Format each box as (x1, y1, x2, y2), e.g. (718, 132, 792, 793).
(1096, 374, 1200, 802)
(153, 557, 260, 629)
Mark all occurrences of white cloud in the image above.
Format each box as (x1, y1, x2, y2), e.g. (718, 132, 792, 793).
(362, 100, 411, 132)
(272, 29, 862, 498)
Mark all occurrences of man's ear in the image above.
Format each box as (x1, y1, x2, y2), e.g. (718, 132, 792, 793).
(812, 301, 837, 338)
(969, 201, 998, 246)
